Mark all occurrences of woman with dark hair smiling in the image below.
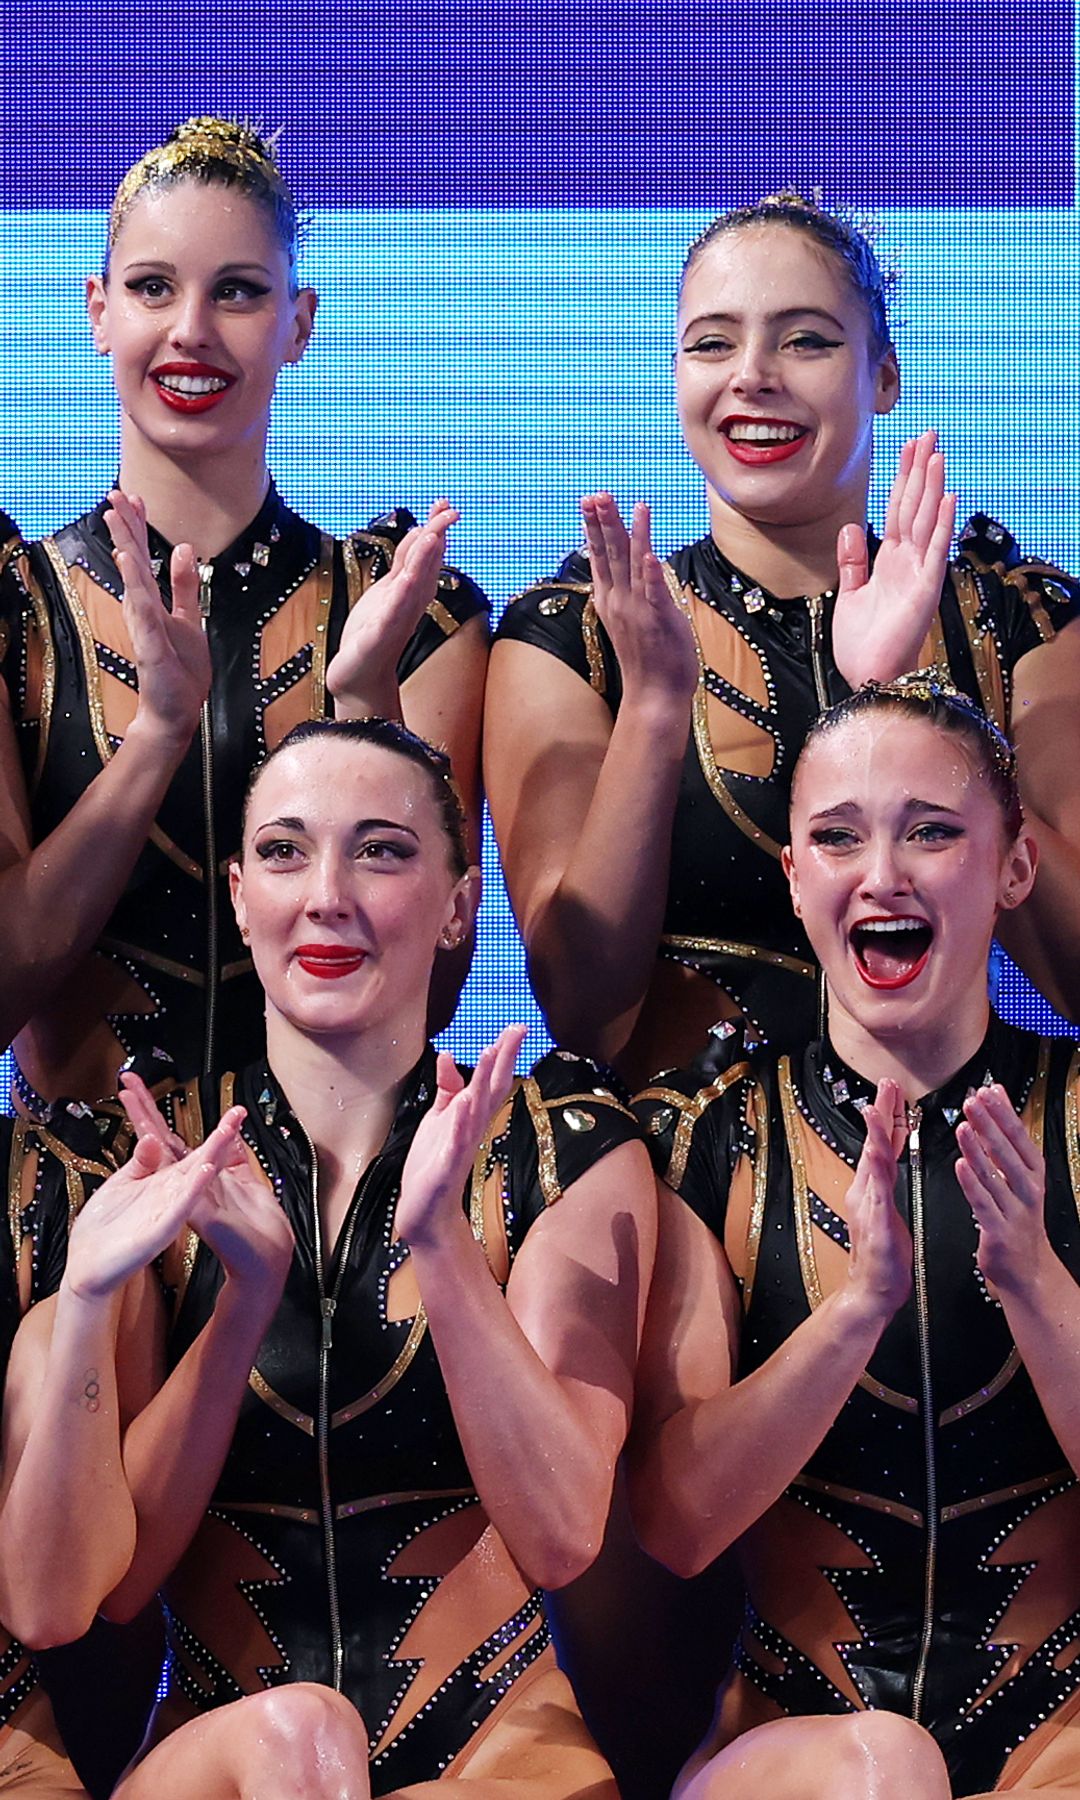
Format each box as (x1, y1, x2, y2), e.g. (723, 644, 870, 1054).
(631, 675, 1080, 1796)
(0, 716, 656, 1800)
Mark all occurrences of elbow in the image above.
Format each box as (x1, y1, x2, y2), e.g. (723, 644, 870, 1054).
(525, 1497, 614, 1592)
(7, 1594, 102, 1652)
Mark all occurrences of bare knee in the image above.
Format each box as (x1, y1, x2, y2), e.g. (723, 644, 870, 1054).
(233, 1685, 370, 1799)
(838, 1712, 950, 1797)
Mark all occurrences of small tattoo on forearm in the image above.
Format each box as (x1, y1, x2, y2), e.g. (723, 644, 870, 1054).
(82, 1368, 101, 1415)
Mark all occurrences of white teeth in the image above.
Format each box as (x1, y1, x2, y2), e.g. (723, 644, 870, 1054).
(727, 422, 803, 442)
(857, 919, 928, 934)
(157, 374, 228, 395)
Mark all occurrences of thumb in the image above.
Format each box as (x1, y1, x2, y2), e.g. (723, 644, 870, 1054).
(836, 523, 869, 597)
(170, 544, 202, 623)
(132, 1135, 168, 1177)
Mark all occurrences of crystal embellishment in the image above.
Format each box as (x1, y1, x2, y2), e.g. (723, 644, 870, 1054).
(831, 1079, 850, 1105)
(252, 542, 270, 567)
(234, 561, 252, 578)
(943, 1106, 961, 1126)
(744, 587, 766, 614)
(258, 1086, 278, 1125)
(709, 1019, 737, 1041)
(538, 594, 569, 616)
(563, 1107, 596, 1133)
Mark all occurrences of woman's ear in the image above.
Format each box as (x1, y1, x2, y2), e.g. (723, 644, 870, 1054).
(284, 288, 318, 365)
(874, 347, 900, 417)
(781, 843, 802, 917)
(439, 866, 481, 951)
(86, 274, 110, 354)
(228, 860, 250, 943)
(998, 829, 1038, 911)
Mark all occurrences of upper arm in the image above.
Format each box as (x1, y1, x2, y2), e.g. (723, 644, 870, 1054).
(503, 1139, 657, 1463)
(631, 1182, 741, 1450)
(1009, 616, 1080, 840)
(483, 637, 614, 936)
(401, 611, 489, 856)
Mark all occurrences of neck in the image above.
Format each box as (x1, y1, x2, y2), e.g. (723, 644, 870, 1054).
(825, 992, 992, 1106)
(265, 1004, 428, 1179)
(705, 475, 872, 599)
(117, 431, 272, 560)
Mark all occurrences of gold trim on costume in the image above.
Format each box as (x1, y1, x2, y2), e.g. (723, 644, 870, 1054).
(39, 539, 205, 880)
(661, 562, 785, 862)
(778, 1058, 918, 1414)
(580, 599, 606, 695)
(6, 1121, 31, 1274)
(661, 933, 815, 979)
(793, 1472, 923, 1529)
(941, 1468, 1072, 1524)
(335, 1485, 474, 1521)
(16, 556, 57, 792)
(98, 937, 205, 987)
(330, 1309, 430, 1428)
(917, 609, 949, 671)
(938, 1350, 1022, 1427)
(951, 563, 1007, 732)
(248, 1367, 314, 1436)
(742, 1080, 770, 1312)
(1065, 1049, 1080, 1234)
(521, 1076, 561, 1207)
(309, 534, 336, 717)
(667, 1065, 752, 1192)
(425, 596, 459, 636)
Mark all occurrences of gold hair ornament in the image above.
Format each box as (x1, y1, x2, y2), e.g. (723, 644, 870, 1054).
(109, 117, 289, 247)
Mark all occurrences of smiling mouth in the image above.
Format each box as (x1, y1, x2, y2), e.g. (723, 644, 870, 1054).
(152, 363, 235, 414)
(722, 419, 809, 465)
(850, 917, 934, 990)
(294, 945, 367, 981)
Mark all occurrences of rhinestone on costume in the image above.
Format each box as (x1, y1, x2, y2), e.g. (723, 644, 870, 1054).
(744, 587, 766, 614)
(556, 1050, 578, 1062)
(416, 1084, 429, 1103)
(987, 522, 1005, 544)
(235, 561, 252, 578)
(852, 1096, 870, 1113)
(831, 1079, 850, 1105)
(538, 594, 568, 616)
(252, 542, 270, 567)
(563, 1107, 595, 1132)
(648, 1108, 675, 1133)
(1045, 579, 1072, 607)
(258, 1086, 278, 1125)
(152, 1045, 171, 1061)
(270, 523, 281, 543)
(66, 1100, 93, 1119)
(943, 1106, 961, 1126)
(709, 1019, 737, 1040)
(150, 557, 163, 578)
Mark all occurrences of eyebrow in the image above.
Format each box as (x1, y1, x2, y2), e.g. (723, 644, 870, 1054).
(682, 307, 847, 335)
(807, 798, 963, 822)
(255, 815, 420, 839)
(121, 259, 276, 279)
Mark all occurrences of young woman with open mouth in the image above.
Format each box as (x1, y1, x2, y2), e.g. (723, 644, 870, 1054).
(630, 675, 1080, 1797)
(0, 118, 487, 1112)
(485, 194, 1080, 1094)
(0, 716, 656, 1800)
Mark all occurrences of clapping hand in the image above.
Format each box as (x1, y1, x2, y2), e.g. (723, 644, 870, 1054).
(956, 1084, 1048, 1300)
(395, 1026, 526, 1251)
(832, 431, 956, 688)
(327, 500, 458, 718)
(105, 490, 211, 753)
(845, 1079, 914, 1319)
(581, 494, 699, 709)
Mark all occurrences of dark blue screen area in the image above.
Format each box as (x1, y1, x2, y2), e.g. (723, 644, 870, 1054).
(8, 0, 1072, 208)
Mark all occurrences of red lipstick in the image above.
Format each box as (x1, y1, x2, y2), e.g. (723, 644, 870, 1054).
(294, 944, 367, 980)
(850, 916, 933, 990)
(722, 416, 809, 466)
(151, 361, 235, 415)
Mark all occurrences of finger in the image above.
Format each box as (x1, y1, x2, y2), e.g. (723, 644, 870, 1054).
(955, 1120, 1011, 1216)
(835, 523, 870, 597)
(881, 436, 918, 542)
(434, 1051, 466, 1109)
(926, 492, 957, 571)
(974, 1085, 1044, 1172)
(873, 1078, 909, 1159)
(895, 430, 936, 540)
(963, 1091, 1043, 1192)
(192, 1107, 247, 1178)
(131, 1135, 169, 1176)
(631, 501, 654, 561)
(581, 498, 613, 599)
(598, 495, 632, 595)
(955, 1150, 1002, 1229)
(170, 545, 202, 623)
(910, 451, 946, 551)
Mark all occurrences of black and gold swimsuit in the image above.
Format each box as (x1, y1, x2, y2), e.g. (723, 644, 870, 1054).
(638, 1017, 1080, 1794)
(0, 489, 487, 1107)
(498, 519, 1079, 1079)
(124, 1048, 637, 1793)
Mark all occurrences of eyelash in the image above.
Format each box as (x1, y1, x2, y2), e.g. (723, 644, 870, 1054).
(253, 838, 414, 865)
(685, 332, 843, 355)
(809, 823, 964, 849)
(124, 277, 270, 303)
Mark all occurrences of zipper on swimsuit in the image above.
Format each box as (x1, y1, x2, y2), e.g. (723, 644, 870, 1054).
(807, 591, 830, 713)
(301, 1117, 375, 1694)
(198, 563, 219, 1075)
(908, 1106, 939, 1723)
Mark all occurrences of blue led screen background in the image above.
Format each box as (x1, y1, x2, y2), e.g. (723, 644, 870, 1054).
(2, 1, 1076, 1071)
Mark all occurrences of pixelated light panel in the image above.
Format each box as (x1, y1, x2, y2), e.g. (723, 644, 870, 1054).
(1, 1, 1076, 1081)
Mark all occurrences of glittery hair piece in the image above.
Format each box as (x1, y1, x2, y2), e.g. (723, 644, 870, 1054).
(108, 117, 299, 262)
(802, 669, 1022, 832)
(681, 189, 899, 358)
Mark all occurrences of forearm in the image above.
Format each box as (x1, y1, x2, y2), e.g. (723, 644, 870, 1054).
(0, 1288, 134, 1646)
(527, 692, 691, 1057)
(0, 716, 189, 1043)
(409, 1216, 617, 1588)
(105, 1281, 272, 1620)
(994, 1252, 1080, 1468)
(631, 1288, 890, 1576)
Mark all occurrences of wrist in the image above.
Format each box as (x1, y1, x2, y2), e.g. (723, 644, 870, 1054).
(615, 679, 696, 737)
(398, 1205, 474, 1264)
(124, 707, 197, 763)
(834, 1280, 899, 1341)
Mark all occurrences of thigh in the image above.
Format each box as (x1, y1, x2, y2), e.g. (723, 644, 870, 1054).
(675, 1712, 952, 1800)
(0, 1740, 85, 1798)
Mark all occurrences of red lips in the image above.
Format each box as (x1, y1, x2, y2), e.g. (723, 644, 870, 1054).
(151, 361, 235, 415)
(294, 944, 367, 980)
(721, 416, 809, 466)
(850, 917, 933, 990)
